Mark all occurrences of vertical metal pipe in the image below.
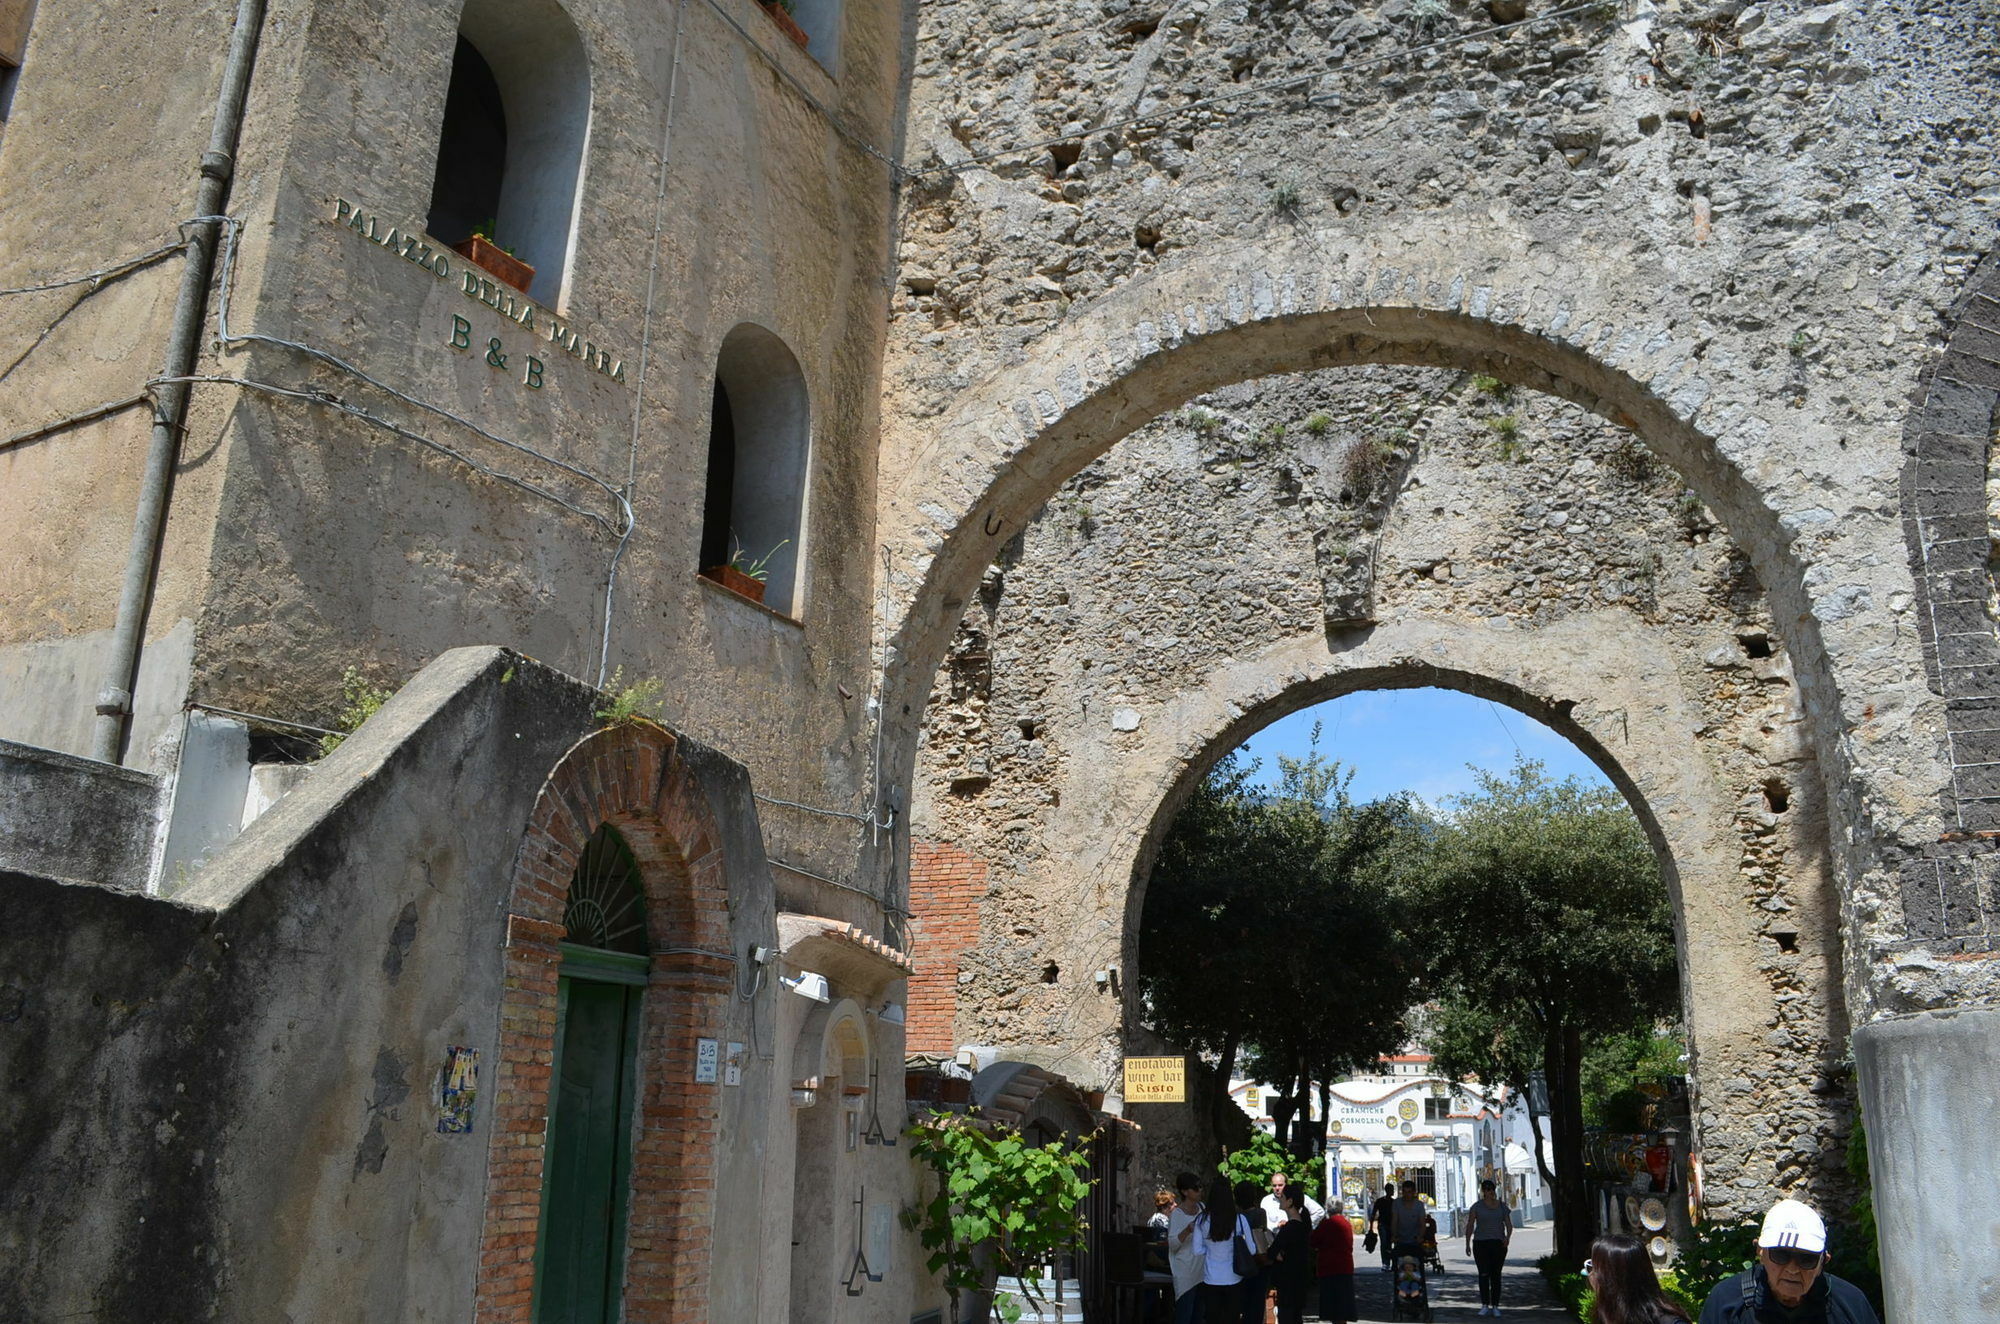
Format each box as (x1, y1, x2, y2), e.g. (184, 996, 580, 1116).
(90, 0, 267, 764)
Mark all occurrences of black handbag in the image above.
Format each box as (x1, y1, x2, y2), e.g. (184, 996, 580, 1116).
(1232, 1225, 1257, 1277)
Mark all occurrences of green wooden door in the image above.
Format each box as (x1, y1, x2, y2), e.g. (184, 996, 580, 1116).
(535, 974, 641, 1324)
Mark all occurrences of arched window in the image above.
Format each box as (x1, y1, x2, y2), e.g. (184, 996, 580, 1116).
(788, 0, 841, 73)
(426, 0, 590, 307)
(700, 324, 811, 616)
(537, 824, 648, 1319)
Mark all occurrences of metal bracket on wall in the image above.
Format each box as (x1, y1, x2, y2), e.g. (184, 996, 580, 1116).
(841, 1187, 882, 1295)
(861, 1060, 897, 1147)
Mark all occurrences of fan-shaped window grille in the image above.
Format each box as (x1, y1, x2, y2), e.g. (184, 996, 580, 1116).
(562, 825, 648, 955)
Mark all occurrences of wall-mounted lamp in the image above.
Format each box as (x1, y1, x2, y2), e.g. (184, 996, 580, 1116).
(876, 1001, 906, 1026)
(783, 971, 831, 1003)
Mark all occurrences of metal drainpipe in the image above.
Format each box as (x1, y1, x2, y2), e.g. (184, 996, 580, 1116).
(90, 0, 267, 764)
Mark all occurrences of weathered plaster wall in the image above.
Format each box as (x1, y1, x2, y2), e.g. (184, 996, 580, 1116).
(0, 647, 915, 1323)
(184, 0, 904, 899)
(1, 0, 906, 912)
(0, 0, 242, 768)
(911, 365, 1854, 1215)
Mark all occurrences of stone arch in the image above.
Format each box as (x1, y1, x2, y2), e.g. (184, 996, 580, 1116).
(793, 996, 872, 1097)
(916, 609, 1847, 1215)
(1899, 248, 2000, 841)
(475, 722, 732, 1324)
(879, 229, 1942, 965)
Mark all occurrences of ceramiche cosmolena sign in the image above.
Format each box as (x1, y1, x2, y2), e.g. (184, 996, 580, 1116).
(331, 196, 630, 391)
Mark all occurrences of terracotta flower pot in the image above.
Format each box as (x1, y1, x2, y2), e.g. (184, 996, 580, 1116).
(452, 234, 535, 294)
(703, 564, 767, 604)
(760, 0, 810, 49)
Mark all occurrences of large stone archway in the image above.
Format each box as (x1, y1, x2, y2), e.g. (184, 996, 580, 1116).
(898, 357, 1867, 1220)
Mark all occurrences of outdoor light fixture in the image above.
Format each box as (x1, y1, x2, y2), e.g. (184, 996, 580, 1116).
(783, 971, 831, 1002)
(876, 1001, 906, 1025)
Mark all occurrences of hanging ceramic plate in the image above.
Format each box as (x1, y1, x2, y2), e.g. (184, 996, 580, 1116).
(1624, 1195, 1642, 1228)
(1649, 1235, 1673, 1260)
(1641, 1197, 1669, 1231)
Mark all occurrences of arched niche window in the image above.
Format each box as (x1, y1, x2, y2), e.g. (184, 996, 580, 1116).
(538, 824, 648, 1319)
(425, 0, 591, 307)
(789, 0, 841, 73)
(700, 324, 811, 617)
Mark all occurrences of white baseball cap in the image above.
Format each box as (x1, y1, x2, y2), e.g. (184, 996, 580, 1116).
(1758, 1199, 1827, 1254)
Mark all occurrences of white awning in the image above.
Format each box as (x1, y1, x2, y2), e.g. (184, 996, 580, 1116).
(1504, 1142, 1535, 1172)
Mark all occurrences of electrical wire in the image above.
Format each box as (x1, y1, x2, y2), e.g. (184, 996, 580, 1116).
(599, 0, 693, 688)
(906, 0, 1615, 178)
(212, 220, 629, 531)
(0, 240, 183, 299)
(0, 393, 149, 453)
(152, 372, 624, 531)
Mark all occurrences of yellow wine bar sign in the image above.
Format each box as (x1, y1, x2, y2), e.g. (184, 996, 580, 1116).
(1124, 1056, 1187, 1103)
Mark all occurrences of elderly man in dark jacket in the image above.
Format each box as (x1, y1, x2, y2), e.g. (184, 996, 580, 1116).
(1696, 1199, 1879, 1324)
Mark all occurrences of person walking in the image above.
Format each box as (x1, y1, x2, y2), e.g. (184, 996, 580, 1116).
(1464, 1178, 1514, 1317)
(1168, 1172, 1208, 1324)
(1235, 1180, 1274, 1324)
(1693, 1199, 1879, 1324)
(1585, 1233, 1689, 1324)
(1309, 1194, 1358, 1322)
(1196, 1176, 1253, 1322)
(1366, 1180, 1398, 1270)
(1387, 1181, 1429, 1260)
(1268, 1187, 1313, 1324)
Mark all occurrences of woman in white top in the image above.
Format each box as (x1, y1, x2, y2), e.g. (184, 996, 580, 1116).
(1167, 1172, 1208, 1324)
(1194, 1176, 1252, 1317)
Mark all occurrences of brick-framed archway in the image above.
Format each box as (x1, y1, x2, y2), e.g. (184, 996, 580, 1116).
(475, 722, 734, 1324)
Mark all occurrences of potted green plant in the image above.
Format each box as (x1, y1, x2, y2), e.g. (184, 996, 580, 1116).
(702, 538, 789, 605)
(453, 220, 535, 294)
(759, 0, 810, 50)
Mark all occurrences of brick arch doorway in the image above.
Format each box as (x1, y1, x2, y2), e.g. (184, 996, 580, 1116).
(475, 724, 734, 1324)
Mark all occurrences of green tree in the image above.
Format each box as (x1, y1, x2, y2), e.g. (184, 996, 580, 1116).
(1219, 1130, 1323, 1200)
(1397, 758, 1675, 1263)
(1138, 746, 1420, 1156)
(1579, 1020, 1686, 1129)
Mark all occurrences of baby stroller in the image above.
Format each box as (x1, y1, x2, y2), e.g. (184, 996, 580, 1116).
(1391, 1249, 1433, 1321)
(1420, 1214, 1445, 1279)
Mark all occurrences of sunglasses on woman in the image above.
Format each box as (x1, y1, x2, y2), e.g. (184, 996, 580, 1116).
(1764, 1247, 1823, 1269)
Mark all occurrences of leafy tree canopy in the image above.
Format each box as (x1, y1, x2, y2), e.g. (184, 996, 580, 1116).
(1394, 756, 1675, 1260)
(1138, 744, 1422, 1146)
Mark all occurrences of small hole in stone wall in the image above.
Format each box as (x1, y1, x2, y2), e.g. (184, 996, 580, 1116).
(1134, 222, 1162, 251)
(1048, 140, 1082, 175)
(1738, 631, 1773, 659)
(1762, 778, 1790, 814)
(1768, 931, 1798, 954)
(1041, 962, 1060, 984)
(949, 775, 991, 798)
(1019, 719, 1040, 739)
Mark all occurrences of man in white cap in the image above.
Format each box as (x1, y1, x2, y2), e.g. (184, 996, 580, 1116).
(1695, 1198, 1880, 1324)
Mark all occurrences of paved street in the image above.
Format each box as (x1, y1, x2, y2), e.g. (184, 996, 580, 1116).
(1349, 1221, 1571, 1324)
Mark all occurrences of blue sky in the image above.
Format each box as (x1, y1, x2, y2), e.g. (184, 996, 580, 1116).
(1235, 687, 1610, 809)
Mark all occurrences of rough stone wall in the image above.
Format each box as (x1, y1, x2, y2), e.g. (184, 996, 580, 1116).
(912, 363, 1857, 1213)
(889, 0, 1994, 407)
(877, 0, 2000, 1037)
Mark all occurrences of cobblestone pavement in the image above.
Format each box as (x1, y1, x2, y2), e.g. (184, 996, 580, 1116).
(1350, 1221, 1571, 1324)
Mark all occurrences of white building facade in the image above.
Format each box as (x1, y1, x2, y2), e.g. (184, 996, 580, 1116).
(1229, 1053, 1551, 1233)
